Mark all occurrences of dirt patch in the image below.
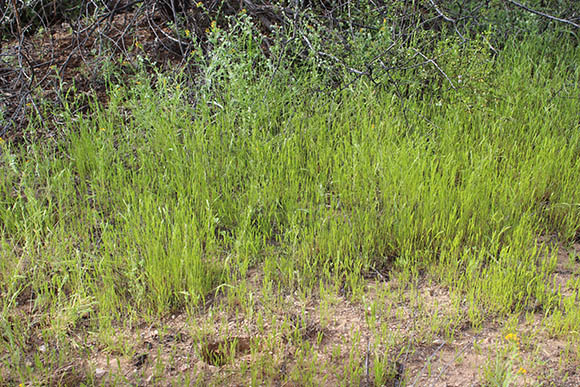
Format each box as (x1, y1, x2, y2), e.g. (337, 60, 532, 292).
(8, 248, 578, 386)
(550, 242, 580, 299)
(201, 337, 252, 366)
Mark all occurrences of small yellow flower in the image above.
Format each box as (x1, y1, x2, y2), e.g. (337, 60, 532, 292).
(504, 333, 519, 342)
(517, 367, 527, 374)
(196, 1, 203, 7)
(211, 20, 217, 30)
(241, 8, 246, 13)
(0, 137, 5, 145)
(185, 29, 191, 37)
(205, 28, 210, 33)
(99, 127, 105, 131)
(135, 41, 142, 49)
(136, 81, 141, 85)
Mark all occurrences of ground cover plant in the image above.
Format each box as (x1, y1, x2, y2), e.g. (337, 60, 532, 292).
(1, 1, 580, 386)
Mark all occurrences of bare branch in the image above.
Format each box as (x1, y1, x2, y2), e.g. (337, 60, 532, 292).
(429, 0, 455, 23)
(503, 0, 579, 29)
(412, 48, 456, 90)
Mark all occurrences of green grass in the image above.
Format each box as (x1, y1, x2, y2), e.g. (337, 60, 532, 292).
(1, 34, 579, 385)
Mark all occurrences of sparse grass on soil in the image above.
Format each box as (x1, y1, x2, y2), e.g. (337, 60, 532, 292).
(1, 33, 580, 386)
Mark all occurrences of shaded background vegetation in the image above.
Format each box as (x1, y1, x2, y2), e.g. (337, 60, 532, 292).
(1, 0, 578, 141)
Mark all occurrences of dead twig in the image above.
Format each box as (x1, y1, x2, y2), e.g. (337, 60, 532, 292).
(412, 48, 456, 90)
(429, 335, 480, 387)
(503, 0, 579, 29)
(409, 341, 446, 387)
(10, 0, 22, 36)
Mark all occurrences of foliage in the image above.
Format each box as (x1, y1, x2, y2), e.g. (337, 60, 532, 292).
(1, 2, 579, 385)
